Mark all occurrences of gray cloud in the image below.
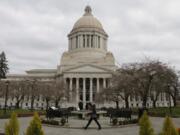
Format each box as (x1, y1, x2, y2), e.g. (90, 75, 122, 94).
(0, 0, 180, 74)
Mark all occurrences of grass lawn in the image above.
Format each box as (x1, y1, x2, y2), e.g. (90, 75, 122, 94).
(148, 107, 180, 117)
(0, 109, 45, 119)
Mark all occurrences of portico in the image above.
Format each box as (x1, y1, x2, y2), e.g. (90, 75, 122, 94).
(63, 66, 112, 108)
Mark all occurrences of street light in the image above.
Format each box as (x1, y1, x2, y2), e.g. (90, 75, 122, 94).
(4, 80, 9, 114)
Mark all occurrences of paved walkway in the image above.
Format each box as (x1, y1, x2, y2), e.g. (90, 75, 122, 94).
(0, 117, 180, 135)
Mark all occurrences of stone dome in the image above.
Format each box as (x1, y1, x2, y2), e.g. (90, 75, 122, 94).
(70, 6, 107, 35)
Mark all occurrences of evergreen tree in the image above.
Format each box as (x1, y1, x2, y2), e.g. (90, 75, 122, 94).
(0, 51, 9, 79)
(139, 111, 155, 135)
(5, 112, 19, 135)
(26, 112, 44, 135)
(160, 116, 178, 135)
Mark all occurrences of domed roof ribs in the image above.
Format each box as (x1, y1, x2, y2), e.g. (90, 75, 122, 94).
(68, 6, 108, 37)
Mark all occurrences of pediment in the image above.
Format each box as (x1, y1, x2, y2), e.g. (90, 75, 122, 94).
(64, 65, 112, 73)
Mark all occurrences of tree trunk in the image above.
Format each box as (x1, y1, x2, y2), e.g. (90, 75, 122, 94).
(152, 100, 156, 108)
(46, 99, 49, 110)
(142, 96, 147, 108)
(125, 96, 129, 108)
(16, 100, 20, 109)
(55, 100, 59, 108)
(115, 101, 119, 109)
(172, 96, 177, 107)
(31, 97, 34, 110)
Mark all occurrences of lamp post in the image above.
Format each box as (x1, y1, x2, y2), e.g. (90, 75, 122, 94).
(4, 80, 9, 114)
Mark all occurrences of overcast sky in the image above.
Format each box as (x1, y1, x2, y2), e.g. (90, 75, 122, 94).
(0, 0, 180, 74)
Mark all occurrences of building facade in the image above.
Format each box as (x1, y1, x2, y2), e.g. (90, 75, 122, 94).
(1, 6, 171, 109)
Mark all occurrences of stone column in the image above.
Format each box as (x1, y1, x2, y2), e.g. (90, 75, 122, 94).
(76, 78, 79, 103)
(83, 78, 86, 108)
(85, 35, 87, 48)
(90, 78, 93, 102)
(93, 35, 96, 48)
(68, 39, 71, 50)
(103, 78, 106, 88)
(95, 36, 98, 48)
(64, 78, 67, 85)
(70, 78, 73, 102)
(72, 38, 74, 50)
(77, 35, 79, 48)
(89, 35, 91, 48)
(97, 78, 100, 93)
(79, 35, 82, 48)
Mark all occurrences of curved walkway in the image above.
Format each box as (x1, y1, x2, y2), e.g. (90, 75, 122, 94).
(0, 117, 180, 135)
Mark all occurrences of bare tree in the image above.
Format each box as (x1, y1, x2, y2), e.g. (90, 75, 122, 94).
(26, 79, 39, 110)
(9, 80, 28, 109)
(101, 66, 136, 109)
(100, 86, 122, 109)
(101, 59, 179, 108)
(52, 80, 68, 108)
(38, 81, 54, 110)
(163, 68, 179, 107)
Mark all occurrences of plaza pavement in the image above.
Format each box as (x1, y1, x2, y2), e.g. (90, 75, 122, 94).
(0, 117, 180, 135)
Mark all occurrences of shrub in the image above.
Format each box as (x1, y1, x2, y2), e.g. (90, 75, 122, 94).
(131, 119, 138, 124)
(26, 112, 44, 135)
(42, 119, 59, 125)
(119, 119, 138, 125)
(177, 128, 180, 135)
(160, 116, 178, 135)
(4, 112, 19, 135)
(61, 118, 66, 126)
(139, 111, 155, 135)
(112, 118, 118, 125)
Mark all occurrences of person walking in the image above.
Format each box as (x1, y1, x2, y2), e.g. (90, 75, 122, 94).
(84, 104, 101, 130)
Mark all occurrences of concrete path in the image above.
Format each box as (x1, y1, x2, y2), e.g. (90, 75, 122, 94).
(0, 117, 180, 135)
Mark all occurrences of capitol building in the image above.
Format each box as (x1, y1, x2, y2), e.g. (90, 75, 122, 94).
(1, 6, 170, 109)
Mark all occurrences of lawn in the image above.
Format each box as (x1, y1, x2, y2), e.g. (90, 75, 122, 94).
(0, 109, 45, 119)
(148, 107, 180, 117)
